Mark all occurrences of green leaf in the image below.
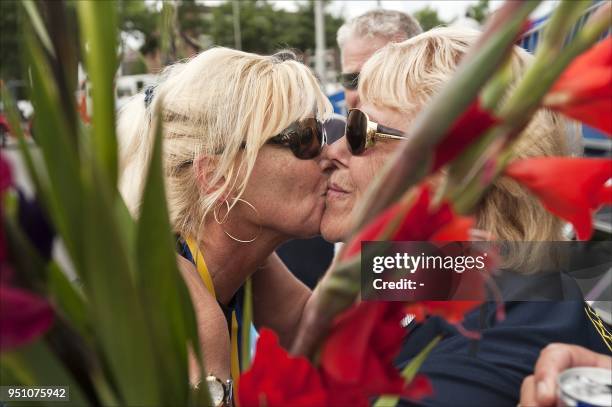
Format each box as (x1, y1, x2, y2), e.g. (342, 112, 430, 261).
(541, 0, 591, 55)
(241, 278, 253, 371)
(47, 262, 90, 341)
(3, 213, 48, 293)
(0, 340, 89, 406)
(76, 0, 119, 187)
(373, 335, 442, 407)
(135, 106, 207, 406)
(21, 0, 54, 57)
(22, 26, 84, 273)
(159, 1, 177, 63)
(114, 196, 138, 275)
(80, 161, 162, 406)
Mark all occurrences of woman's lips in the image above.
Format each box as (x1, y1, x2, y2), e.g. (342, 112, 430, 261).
(327, 182, 350, 200)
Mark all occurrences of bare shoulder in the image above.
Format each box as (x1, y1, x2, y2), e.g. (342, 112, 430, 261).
(176, 255, 222, 317)
(176, 256, 231, 381)
(177, 255, 205, 293)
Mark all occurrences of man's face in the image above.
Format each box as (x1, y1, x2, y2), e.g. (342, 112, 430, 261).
(340, 35, 394, 109)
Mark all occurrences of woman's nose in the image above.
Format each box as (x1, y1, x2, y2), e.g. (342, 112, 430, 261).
(320, 135, 351, 172)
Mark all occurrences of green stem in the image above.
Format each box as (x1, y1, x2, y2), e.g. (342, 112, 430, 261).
(373, 335, 443, 407)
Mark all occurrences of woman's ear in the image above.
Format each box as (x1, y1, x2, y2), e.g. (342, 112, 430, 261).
(193, 156, 225, 196)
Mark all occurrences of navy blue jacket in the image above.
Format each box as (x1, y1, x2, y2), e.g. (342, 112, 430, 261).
(395, 301, 611, 406)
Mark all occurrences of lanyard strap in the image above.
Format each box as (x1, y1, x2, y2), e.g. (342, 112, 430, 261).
(185, 238, 216, 298)
(185, 238, 242, 385)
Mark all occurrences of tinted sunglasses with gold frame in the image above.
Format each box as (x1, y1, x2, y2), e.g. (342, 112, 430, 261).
(345, 108, 407, 155)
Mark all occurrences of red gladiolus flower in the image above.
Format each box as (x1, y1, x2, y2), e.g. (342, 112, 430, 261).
(599, 184, 612, 204)
(0, 284, 54, 352)
(1, 154, 12, 282)
(343, 186, 474, 260)
(505, 157, 612, 240)
(320, 301, 431, 405)
(0, 154, 11, 193)
(430, 216, 475, 242)
(544, 37, 612, 135)
(239, 328, 327, 407)
(341, 200, 408, 260)
(433, 99, 500, 171)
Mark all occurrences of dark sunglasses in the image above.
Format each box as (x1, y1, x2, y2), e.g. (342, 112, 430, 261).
(339, 72, 359, 90)
(177, 118, 325, 169)
(345, 108, 407, 155)
(266, 117, 326, 159)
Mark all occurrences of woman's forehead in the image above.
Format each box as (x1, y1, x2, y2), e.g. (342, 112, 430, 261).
(361, 103, 410, 134)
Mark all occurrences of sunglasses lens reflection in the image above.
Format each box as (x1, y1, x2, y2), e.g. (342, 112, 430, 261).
(295, 118, 322, 159)
(346, 110, 367, 155)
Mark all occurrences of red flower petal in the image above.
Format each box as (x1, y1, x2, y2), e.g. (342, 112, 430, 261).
(430, 216, 475, 242)
(393, 186, 454, 241)
(342, 201, 408, 260)
(599, 184, 612, 204)
(433, 99, 500, 171)
(343, 186, 475, 262)
(320, 301, 409, 402)
(545, 37, 612, 135)
(405, 301, 481, 324)
(505, 157, 612, 240)
(403, 374, 433, 401)
(239, 328, 327, 407)
(0, 284, 54, 352)
(0, 154, 12, 193)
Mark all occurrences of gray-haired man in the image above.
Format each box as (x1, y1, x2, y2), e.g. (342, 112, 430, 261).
(337, 10, 422, 109)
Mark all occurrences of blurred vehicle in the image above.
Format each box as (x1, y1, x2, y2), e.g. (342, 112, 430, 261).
(76, 71, 158, 120)
(0, 80, 34, 146)
(115, 74, 157, 109)
(6, 80, 33, 120)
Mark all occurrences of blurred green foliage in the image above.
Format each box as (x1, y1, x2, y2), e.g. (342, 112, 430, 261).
(209, 0, 344, 53)
(1, 1, 209, 405)
(413, 6, 447, 31)
(467, 0, 491, 24)
(119, 0, 344, 62)
(0, 1, 22, 81)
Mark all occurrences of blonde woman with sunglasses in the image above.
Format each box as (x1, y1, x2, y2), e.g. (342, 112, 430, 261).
(318, 27, 608, 406)
(117, 48, 332, 406)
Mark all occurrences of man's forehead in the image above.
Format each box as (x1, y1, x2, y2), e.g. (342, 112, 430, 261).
(341, 36, 390, 72)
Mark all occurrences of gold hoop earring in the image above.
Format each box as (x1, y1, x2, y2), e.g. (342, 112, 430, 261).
(213, 199, 231, 224)
(214, 197, 261, 243)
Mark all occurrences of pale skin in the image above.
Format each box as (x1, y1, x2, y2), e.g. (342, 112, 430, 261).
(321, 103, 410, 242)
(519, 343, 612, 407)
(341, 35, 405, 109)
(178, 142, 328, 385)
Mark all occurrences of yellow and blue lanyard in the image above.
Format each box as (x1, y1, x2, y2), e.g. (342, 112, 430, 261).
(183, 238, 242, 392)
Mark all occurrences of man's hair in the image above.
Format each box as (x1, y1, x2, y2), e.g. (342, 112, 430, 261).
(337, 9, 422, 48)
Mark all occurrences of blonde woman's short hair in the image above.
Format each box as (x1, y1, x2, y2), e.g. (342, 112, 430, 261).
(118, 48, 332, 238)
(359, 27, 581, 267)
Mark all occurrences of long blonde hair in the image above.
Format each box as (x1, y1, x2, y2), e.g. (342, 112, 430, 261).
(360, 27, 580, 270)
(118, 48, 332, 238)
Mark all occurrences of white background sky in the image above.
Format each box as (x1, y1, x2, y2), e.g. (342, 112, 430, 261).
(200, 1, 560, 22)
